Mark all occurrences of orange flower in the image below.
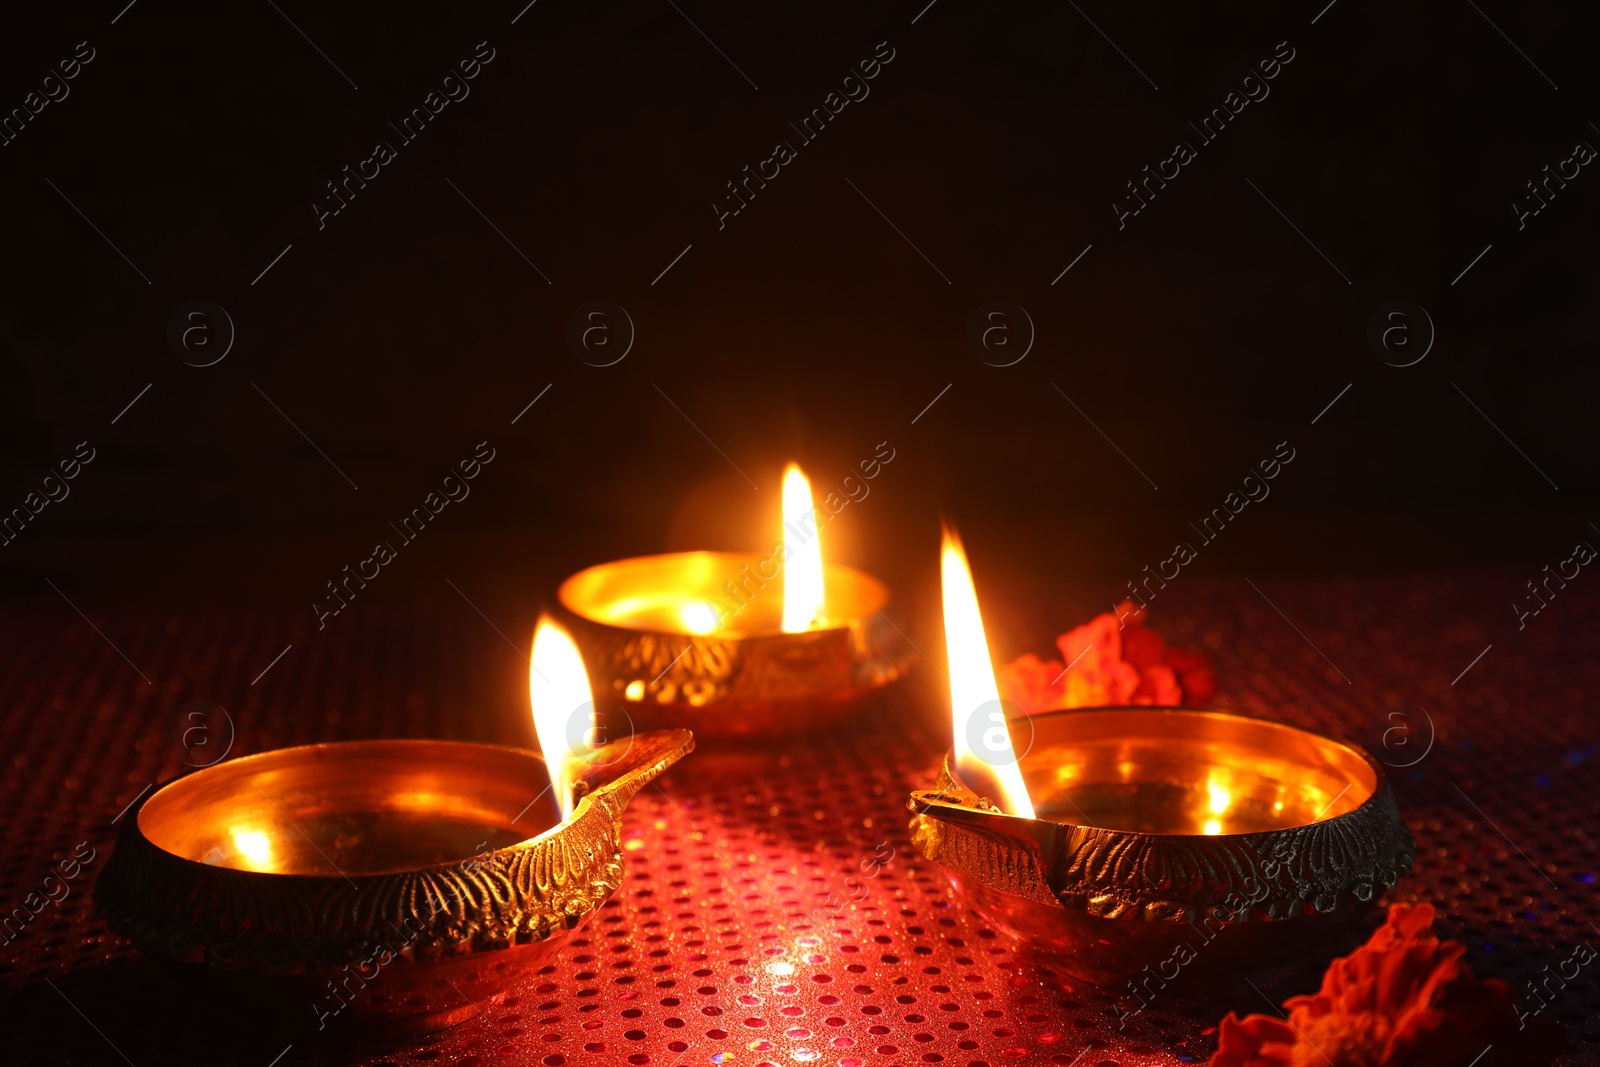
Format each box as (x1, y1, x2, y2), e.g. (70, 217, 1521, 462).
(1163, 644, 1216, 703)
(1056, 608, 1142, 708)
(1208, 903, 1563, 1067)
(994, 652, 1067, 714)
(996, 601, 1211, 712)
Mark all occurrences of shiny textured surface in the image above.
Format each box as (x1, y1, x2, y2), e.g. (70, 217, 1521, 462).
(907, 709, 1415, 989)
(93, 733, 690, 1034)
(554, 552, 912, 743)
(2, 573, 1597, 1065)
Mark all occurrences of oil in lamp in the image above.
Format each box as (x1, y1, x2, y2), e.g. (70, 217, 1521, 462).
(94, 619, 692, 1035)
(909, 528, 1415, 989)
(553, 463, 911, 741)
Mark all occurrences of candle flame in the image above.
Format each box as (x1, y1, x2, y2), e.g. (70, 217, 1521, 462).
(942, 527, 1036, 818)
(530, 618, 595, 819)
(781, 463, 826, 632)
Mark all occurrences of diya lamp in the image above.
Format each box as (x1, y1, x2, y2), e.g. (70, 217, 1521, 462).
(908, 528, 1416, 990)
(95, 619, 692, 1035)
(553, 463, 912, 741)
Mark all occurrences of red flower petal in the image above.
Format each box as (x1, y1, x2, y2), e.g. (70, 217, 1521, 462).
(1055, 611, 1122, 671)
(1162, 645, 1216, 703)
(1121, 623, 1166, 670)
(1179, 665, 1217, 703)
(1210, 903, 1565, 1067)
(1131, 663, 1182, 706)
(1208, 1012, 1296, 1067)
(1003, 604, 1215, 710)
(995, 653, 1065, 715)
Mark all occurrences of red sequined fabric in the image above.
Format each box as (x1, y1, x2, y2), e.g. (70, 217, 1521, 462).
(1, 573, 1595, 1066)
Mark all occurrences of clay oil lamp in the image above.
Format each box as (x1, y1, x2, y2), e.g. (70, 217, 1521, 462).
(95, 619, 692, 1034)
(554, 463, 911, 741)
(908, 529, 1414, 991)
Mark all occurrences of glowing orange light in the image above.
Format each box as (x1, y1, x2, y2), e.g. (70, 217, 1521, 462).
(230, 827, 273, 870)
(677, 600, 719, 634)
(942, 528, 1036, 818)
(1203, 780, 1231, 835)
(530, 618, 595, 819)
(782, 464, 826, 632)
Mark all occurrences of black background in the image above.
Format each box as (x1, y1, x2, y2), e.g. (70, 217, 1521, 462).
(1, 0, 1595, 648)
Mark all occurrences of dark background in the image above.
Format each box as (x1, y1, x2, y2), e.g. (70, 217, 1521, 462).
(2, 10, 1598, 1064)
(1, 0, 1595, 652)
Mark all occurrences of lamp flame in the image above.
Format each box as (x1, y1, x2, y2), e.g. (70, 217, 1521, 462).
(530, 617, 594, 819)
(781, 463, 826, 633)
(942, 528, 1036, 818)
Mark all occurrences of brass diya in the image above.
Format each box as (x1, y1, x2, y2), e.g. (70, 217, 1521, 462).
(95, 730, 693, 1034)
(909, 707, 1415, 990)
(554, 551, 912, 741)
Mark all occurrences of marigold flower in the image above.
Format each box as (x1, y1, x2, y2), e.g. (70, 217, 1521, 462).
(997, 601, 1211, 711)
(1208, 903, 1563, 1067)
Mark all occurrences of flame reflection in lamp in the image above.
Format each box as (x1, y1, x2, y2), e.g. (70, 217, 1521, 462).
(95, 620, 693, 1035)
(553, 463, 911, 742)
(909, 529, 1416, 990)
